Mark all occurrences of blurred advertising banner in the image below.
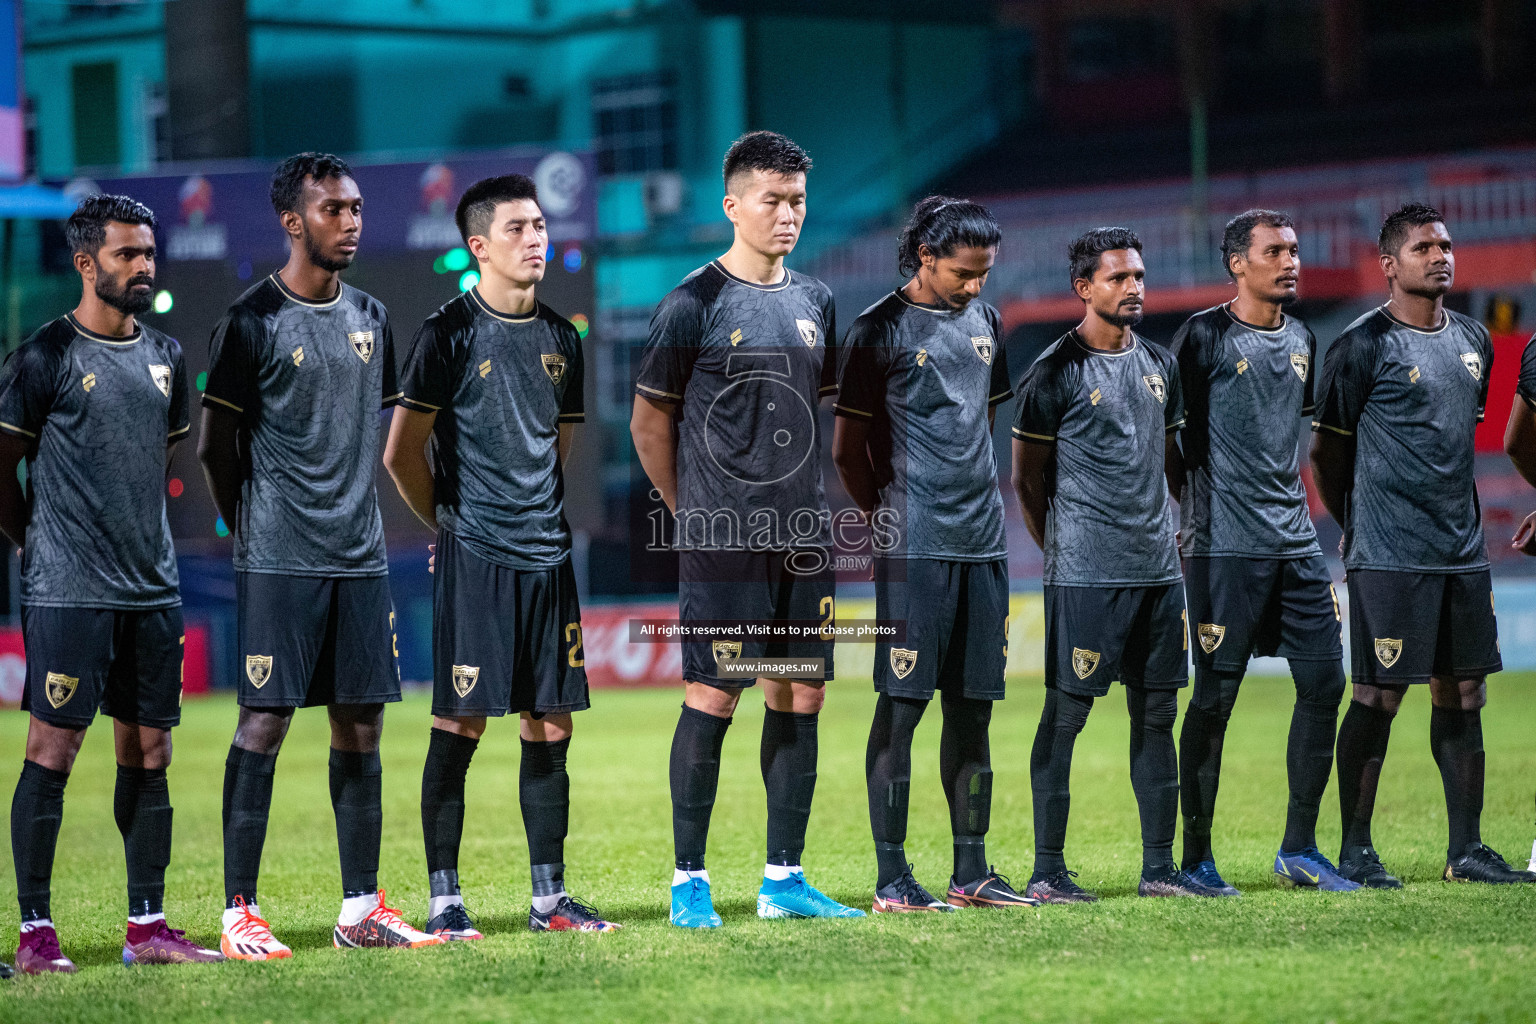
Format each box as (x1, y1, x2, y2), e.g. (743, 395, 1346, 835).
(57, 148, 595, 264)
(0, 621, 211, 709)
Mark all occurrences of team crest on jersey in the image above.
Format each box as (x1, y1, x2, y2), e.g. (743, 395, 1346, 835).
(82, 372, 96, 393)
(1197, 623, 1226, 655)
(245, 655, 273, 689)
(795, 318, 819, 347)
(451, 664, 480, 698)
(971, 336, 993, 365)
(542, 353, 567, 385)
(44, 672, 78, 709)
(1290, 353, 1310, 382)
(713, 640, 742, 662)
(889, 648, 918, 679)
(1461, 353, 1482, 381)
(1142, 374, 1166, 404)
(1374, 638, 1403, 669)
(148, 364, 172, 397)
(1072, 647, 1100, 679)
(348, 331, 375, 363)
(916, 348, 928, 367)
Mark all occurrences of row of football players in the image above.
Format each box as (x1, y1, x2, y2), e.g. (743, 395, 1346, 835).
(4, 130, 1533, 976)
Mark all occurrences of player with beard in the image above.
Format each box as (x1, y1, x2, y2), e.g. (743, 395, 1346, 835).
(201, 153, 441, 958)
(386, 174, 617, 936)
(1168, 210, 1356, 894)
(833, 196, 1034, 911)
(3, 195, 223, 973)
(1013, 227, 1214, 903)
(1501, 318, 1536, 874)
(632, 132, 862, 927)
(1312, 203, 1530, 886)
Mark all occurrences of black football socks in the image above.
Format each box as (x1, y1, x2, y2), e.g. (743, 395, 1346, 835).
(1178, 668, 1242, 868)
(329, 748, 382, 899)
(866, 694, 927, 887)
(1280, 659, 1346, 853)
(762, 707, 818, 867)
(12, 760, 68, 922)
(670, 704, 731, 871)
(940, 696, 994, 886)
(521, 736, 571, 897)
(421, 727, 479, 900)
(114, 765, 172, 918)
(1030, 688, 1093, 875)
(222, 746, 277, 908)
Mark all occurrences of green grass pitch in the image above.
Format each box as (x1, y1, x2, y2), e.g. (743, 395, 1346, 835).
(2, 676, 1535, 1023)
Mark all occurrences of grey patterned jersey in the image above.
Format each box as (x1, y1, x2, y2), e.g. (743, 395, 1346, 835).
(399, 288, 584, 570)
(1172, 304, 1321, 558)
(1013, 331, 1184, 586)
(0, 315, 188, 608)
(635, 261, 836, 550)
(1312, 306, 1491, 573)
(203, 274, 400, 577)
(834, 290, 1012, 560)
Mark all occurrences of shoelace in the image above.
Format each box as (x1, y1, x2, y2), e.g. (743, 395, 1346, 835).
(558, 896, 603, 922)
(26, 928, 65, 961)
(362, 890, 416, 934)
(143, 922, 189, 944)
(892, 868, 937, 904)
(1469, 844, 1512, 869)
(229, 897, 277, 941)
(983, 866, 1016, 892)
(440, 903, 478, 931)
(684, 878, 713, 911)
(1049, 870, 1087, 894)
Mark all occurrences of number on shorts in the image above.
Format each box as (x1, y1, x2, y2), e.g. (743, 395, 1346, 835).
(1329, 586, 1341, 623)
(565, 622, 585, 667)
(390, 611, 400, 659)
(1181, 608, 1188, 651)
(819, 596, 834, 640)
(1003, 614, 1010, 659)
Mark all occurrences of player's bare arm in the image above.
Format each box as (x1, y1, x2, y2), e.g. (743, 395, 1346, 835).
(383, 405, 439, 531)
(830, 415, 878, 519)
(197, 405, 242, 529)
(0, 433, 27, 549)
(1308, 430, 1353, 529)
(630, 394, 678, 513)
(1012, 436, 1051, 550)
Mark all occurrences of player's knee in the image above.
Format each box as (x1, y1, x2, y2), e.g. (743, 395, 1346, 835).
(1135, 689, 1178, 733)
(1293, 660, 1345, 708)
(25, 717, 86, 774)
(1052, 688, 1094, 736)
(234, 707, 293, 756)
(941, 694, 993, 732)
(1430, 676, 1486, 711)
(1351, 681, 1404, 716)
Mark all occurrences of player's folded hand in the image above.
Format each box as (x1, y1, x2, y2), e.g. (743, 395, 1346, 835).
(428, 543, 436, 574)
(1511, 511, 1536, 556)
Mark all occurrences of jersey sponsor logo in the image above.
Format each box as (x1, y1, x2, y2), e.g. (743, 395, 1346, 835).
(292, 346, 305, 367)
(729, 328, 743, 347)
(478, 358, 492, 378)
(1071, 647, 1100, 679)
(916, 348, 928, 367)
(348, 330, 375, 363)
(1197, 623, 1226, 654)
(542, 353, 568, 385)
(1460, 352, 1482, 381)
(149, 364, 172, 397)
(712, 640, 742, 662)
(889, 648, 918, 679)
(44, 671, 78, 709)
(1408, 366, 1421, 384)
(795, 319, 819, 347)
(1374, 638, 1403, 669)
(1142, 374, 1167, 404)
(82, 372, 96, 393)
(971, 335, 993, 365)
(451, 664, 480, 698)
(1235, 358, 1249, 375)
(1290, 352, 1310, 381)
(1089, 387, 1102, 406)
(245, 655, 273, 689)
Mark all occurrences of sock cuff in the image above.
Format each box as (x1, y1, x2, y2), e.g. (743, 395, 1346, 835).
(21, 759, 70, 786)
(116, 765, 168, 784)
(329, 748, 382, 777)
(680, 703, 733, 731)
(763, 706, 818, 729)
(520, 736, 571, 773)
(428, 727, 481, 767)
(226, 745, 278, 777)
(1347, 699, 1394, 722)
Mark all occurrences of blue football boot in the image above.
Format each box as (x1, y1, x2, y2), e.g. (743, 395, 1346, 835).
(1275, 847, 1364, 891)
(670, 876, 723, 928)
(1186, 859, 1242, 896)
(757, 873, 866, 919)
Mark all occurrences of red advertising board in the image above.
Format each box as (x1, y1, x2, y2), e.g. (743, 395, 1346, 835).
(0, 621, 210, 708)
(580, 601, 682, 689)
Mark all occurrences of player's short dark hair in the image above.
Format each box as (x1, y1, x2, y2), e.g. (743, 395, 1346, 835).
(65, 193, 157, 257)
(455, 174, 540, 244)
(722, 131, 811, 192)
(1379, 202, 1445, 256)
(1221, 209, 1294, 279)
(897, 195, 1001, 277)
(270, 151, 354, 215)
(1068, 226, 1142, 286)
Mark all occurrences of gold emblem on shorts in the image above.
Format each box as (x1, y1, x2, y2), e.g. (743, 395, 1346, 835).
(44, 672, 78, 709)
(1072, 648, 1100, 680)
(1374, 638, 1403, 669)
(348, 330, 375, 363)
(971, 335, 993, 365)
(713, 640, 742, 662)
(1290, 353, 1309, 381)
(451, 664, 480, 698)
(542, 353, 567, 385)
(890, 648, 918, 679)
(1142, 374, 1166, 403)
(1198, 623, 1226, 655)
(245, 655, 273, 689)
(1461, 352, 1482, 381)
(148, 364, 172, 397)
